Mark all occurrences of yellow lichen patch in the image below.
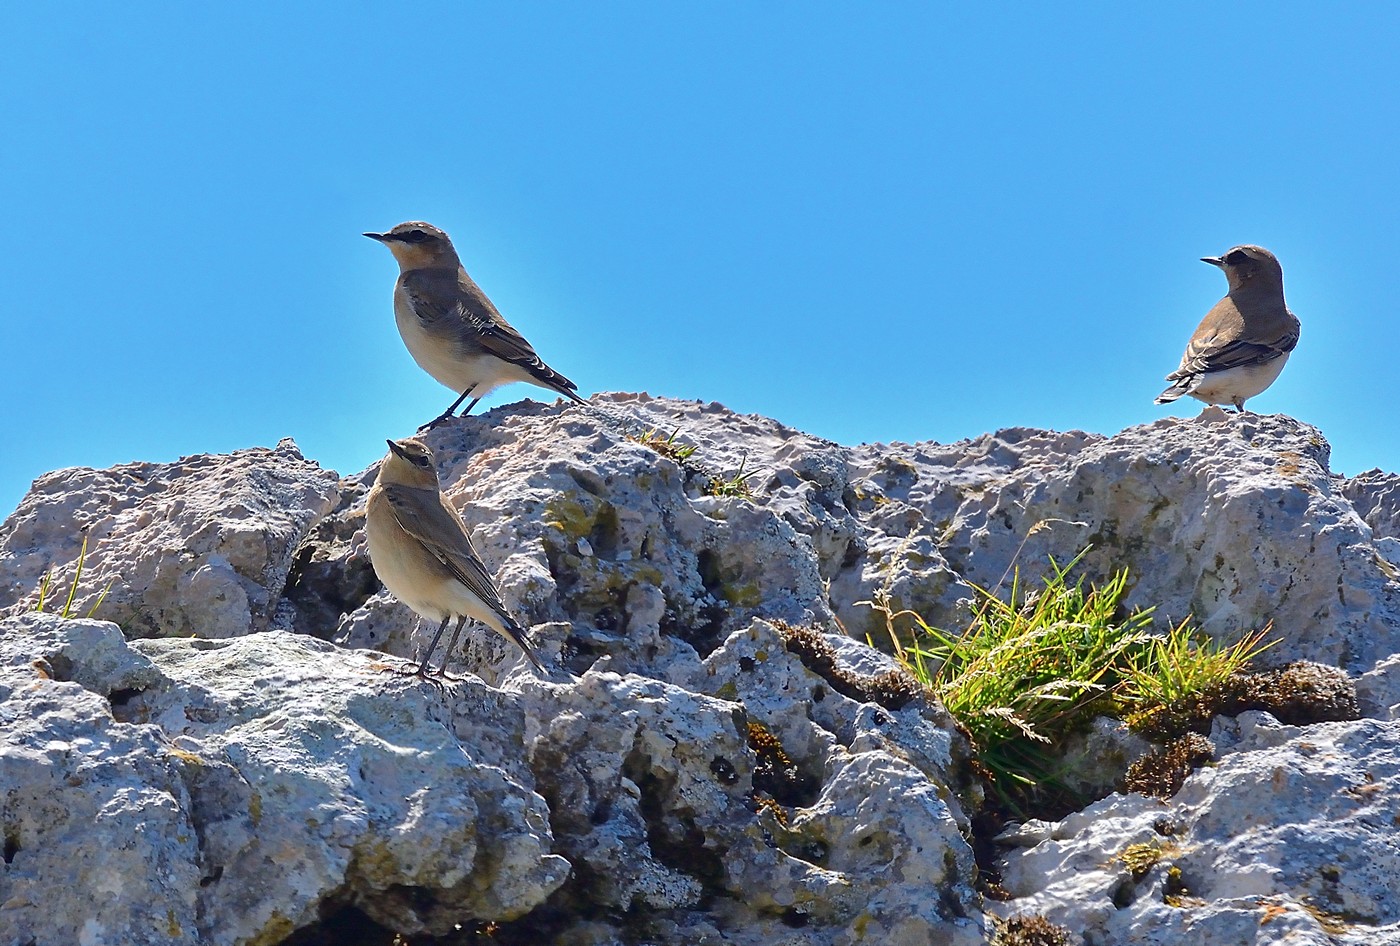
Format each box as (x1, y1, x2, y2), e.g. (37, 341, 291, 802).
(543, 496, 594, 540)
(1302, 901, 1352, 935)
(1114, 841, 1178, 880)
(722, 582, 763, 607)
(166, 747, 205, 767)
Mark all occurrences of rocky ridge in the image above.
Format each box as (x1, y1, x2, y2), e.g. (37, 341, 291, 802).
(0, 393, 1398, 945)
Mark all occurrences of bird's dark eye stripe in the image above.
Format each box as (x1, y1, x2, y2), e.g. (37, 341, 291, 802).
(1225, 250, 1250, 265)
(399, 229, 430, 244)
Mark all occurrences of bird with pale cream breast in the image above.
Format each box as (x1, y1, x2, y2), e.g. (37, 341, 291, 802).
(365, 222, 586, 429)
(1156, 245, 1300, 413)
(365, 436, 544, 677)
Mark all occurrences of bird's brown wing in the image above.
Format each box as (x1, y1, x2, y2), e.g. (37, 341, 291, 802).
(454, 275, 584, 397)
(1168, 337, 1290, 381)
(381, 484, 511, 616)
(400, 268, 582, 398)
(1167, 301, 1299, 382)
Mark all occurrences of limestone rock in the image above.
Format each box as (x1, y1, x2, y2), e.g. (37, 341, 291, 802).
(0, 440, 341, 639)
(0, 614, 569, 946)
(2, 394, 1400, 945)
(993, 714, 1400, 944)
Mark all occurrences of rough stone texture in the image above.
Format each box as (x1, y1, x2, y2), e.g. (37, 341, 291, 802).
(3, 394, 1400, 945)
(0, 440, 341, 639)
(0, 614, 569, 946)
(838, 408, 1400, 677)
(993, 713, 1400, 945)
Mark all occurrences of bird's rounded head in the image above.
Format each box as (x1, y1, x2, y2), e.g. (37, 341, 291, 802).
(379, 437, 441, 489)
(363, 221, 460, 270)
(1201, 244, 1283, 292)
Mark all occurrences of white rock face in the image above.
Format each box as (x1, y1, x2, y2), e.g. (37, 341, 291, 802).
(0, 394, 1398, 944)
(0, 439, 341, 639)
(994, 713, 1400, 945)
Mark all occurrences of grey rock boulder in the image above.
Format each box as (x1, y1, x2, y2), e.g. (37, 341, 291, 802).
(0, 614, 570, 946)
(993, 714, 1400, 945)
(0, 440, 341, 639)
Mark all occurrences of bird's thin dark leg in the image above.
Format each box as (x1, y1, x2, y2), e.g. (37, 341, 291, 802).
(432, 616, 469, 678)
(411, 615, 452, 676)
(457, 396, 482, 417)
(421, 386, 479, 430)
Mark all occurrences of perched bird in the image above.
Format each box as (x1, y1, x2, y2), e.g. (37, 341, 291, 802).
(365, 436, 544, 676)
(364, 221, 586, 428)
(1155, 245, 1300, 413)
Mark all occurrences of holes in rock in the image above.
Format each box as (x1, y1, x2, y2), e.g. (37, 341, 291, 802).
(277, 905, 396, 946)
(45, 653, 74, 683)
(3, 830, 19, 864)
(199, 865, 223, 888)
(788, 839, 828, 865)
(747, 722, 819, 808)
(588, 504, 620, 560)
(662, 600, 728, 660)
(108, 687, 146, 723)
(622, 753, 725, 903)
(697, 549, 723, 594)
(780, 908, 809, 928)
(1163, 866, 1193, 905)
(710, 757, 738, 785)
(1110, 875, 1136, 910)
(283, 501, 380, 640)
(738, 656, 755, 673)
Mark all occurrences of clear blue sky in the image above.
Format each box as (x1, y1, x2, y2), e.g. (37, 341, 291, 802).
(3, 5, 1397, 518)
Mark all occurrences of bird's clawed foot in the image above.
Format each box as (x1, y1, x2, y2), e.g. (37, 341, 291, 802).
(418, 412, 456, 432)
(378, 657, 459, 688)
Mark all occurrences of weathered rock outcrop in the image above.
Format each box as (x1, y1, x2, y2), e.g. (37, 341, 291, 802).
(0, 393, 1397, 945)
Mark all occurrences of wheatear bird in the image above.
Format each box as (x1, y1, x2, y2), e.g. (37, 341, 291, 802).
(364, 222, 586, 428)
(365, 437, 544, 676)
(1156, 245, 1300, 413)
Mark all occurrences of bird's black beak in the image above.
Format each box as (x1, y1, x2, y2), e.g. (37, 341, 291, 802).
(1201, 256, 1225, 267)
(364, 232, 390, 242)
(386, 439, 409, 459)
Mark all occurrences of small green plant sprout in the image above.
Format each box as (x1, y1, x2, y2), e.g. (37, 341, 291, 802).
(705, 454, 762, 499)
(629, 426, 697, 464)
(34, 526, 112, 620)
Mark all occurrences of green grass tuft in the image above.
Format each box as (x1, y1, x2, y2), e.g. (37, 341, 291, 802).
(628, 426, 697, 463)
(705, 454, 761, 499)
(34, 527, 112, 620)
(868, 547, 1275, 816)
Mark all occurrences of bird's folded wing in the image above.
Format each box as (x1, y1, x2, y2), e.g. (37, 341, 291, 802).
(383, 486, 511, 613)
(457, 298, 559, 369)
(402, 270, 580, 394)
(1170, 326, 1298, 380)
